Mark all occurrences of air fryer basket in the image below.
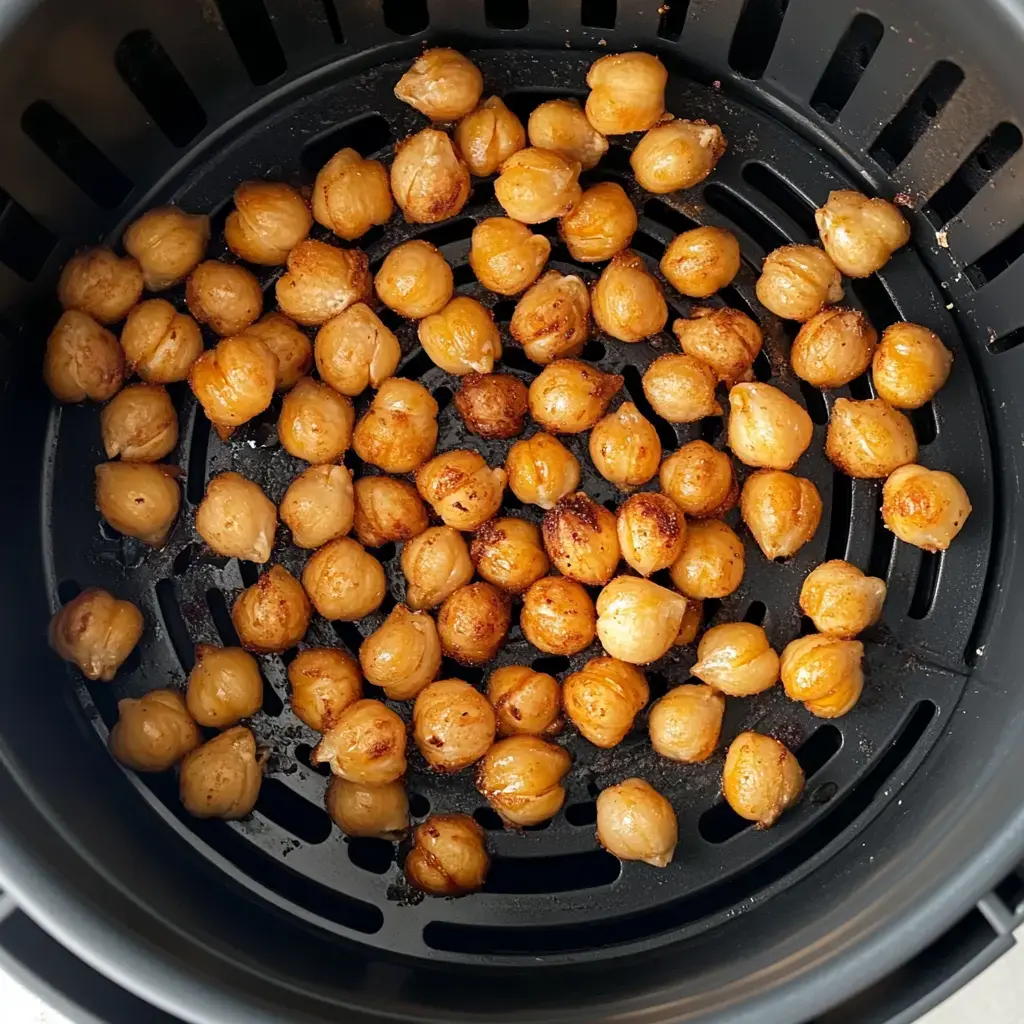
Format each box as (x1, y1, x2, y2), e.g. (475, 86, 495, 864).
(1, 1, 1024, 1022)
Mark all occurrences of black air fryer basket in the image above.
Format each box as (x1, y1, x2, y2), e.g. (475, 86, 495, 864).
(2, 1, 1024, 1022)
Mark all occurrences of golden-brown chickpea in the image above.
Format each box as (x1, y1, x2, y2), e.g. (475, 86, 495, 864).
(477, 735, 572, 827)
(415, 449, 506, 531)
(675, 596, 703, 646)
(471, 518, 549, 593)
(506, 433, 581, 510)
(302, 537, 386, 621)
(123, 206, 210, 290)
(353, 476, 428, 548)
(391, 128, 471, 224)
(660, 440, 738, 518)
(585, 52, 667, 135)
(791, 307, 877, 389)
(528, 359, 623, 434)
(189, 334, 277, 439)
(352, 378, 439, 473)
(631, 119, 726, 193)
(185, 261, 262, 336)
(528, 98, 608, 170)
(419, 296, 502, 375)
(375, 239, 453, 318)
(224, 181, 311, 266)
(756, 245, 843, 322)
(781, 633, 864, 717)
(596, 777, 677, 867)
(642, 353, 722, 423)
(510, 270, 590, 365)
(596, 576, 688, 664)
(280, 464, 354, 550)
(312, 303, 399, 399)
(521, 575, 597, 656)
(740, 470, 822, 560)
(494, 147, 582, 224)
(692, 622, 779, 696)
(402, 525, 474, 610)
(872, 322, 953, 409)
(815, 189, 910, 278)
(558, 181, 637, 263)
(313, 699, 407, 783)
(454, 96, 526, 176)
(616, 492, 687, 576)
(728, 382, 814, 470)
(592, 251, 668, 343)
(487, 665, 563, 737)
(455, 373, 529, 441)
(804, 672, 865, 718)
(359, 604, 441, 701)
(241, 313, 313, 392)
(469, 217, 549, 296)
(394, 47, 483, 122)
(57, 248, 143, 324)
(312, 148, 394, 242)
(120, 299, 203, 384)
(672, 307, 763, 384)
(231, 565, 311, 654)
(186, 644, 263, 728)
(196, 471, 277, 563)
(109, 690, 200, 772)
(648, 684, 724, 763)
(180, 727, 265, 820)
(95, 461, 180, 547)
(325, 778, 409, 839)
(414, 679, 496, 772)
(275, 239, 372, 326)
(45, 311, 124, 403)
(825, 397, 918, 478)
(723, 731, 804, 826)
(437, 582, 510, 665)
(669, 518, 745, 599)
(590, 402, 662, 489)
(288, 647, 362, 731)
(660, 226, 741, 298)
(48, 588, 143, 682)
(563, 656, 649, 747)
(800, 560, 886, 638)
(405, 814, 489, 895)
(881, 464, 972, 551)
(542, 492, 620, 584)
(278, 377, 354, 465)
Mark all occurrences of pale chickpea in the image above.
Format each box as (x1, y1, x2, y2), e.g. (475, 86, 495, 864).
(477, 735, 572, 827)
(189, 334, 277, 439)
(312, 148, 393, 241)
(278, 377, 354, 464)
(352, 476, 429, 548)
(510, 270, 590, 365)
(541, 492, 620, 585)
(872, 322, 953, 409)
(180, 727, 265, 820)
(591, 250, 668, 343)
(528, 359, 622, 434)
(692, 622, 779, 696)
(631, 119, 726, 194)
(110, 690, 201, 772)
(487, 665, 563, 737)
(123, 206, 210, 290)
(95, 461, 180, 547)
(185, 261, 262, 336)
(302, 537, 386, 621)
(375, 239, 453, 318)
(401, 526, 474, 610)
(352, 378, 439, 473)
(616, 492, 687, 576)
(585, 52, 667, 135)
(413, 679, 496, 773)
(45, 311, 124, 403)
(225, 181, 311, 266)
(360, 604, 441, 700)
(728, 382, 814, 470)
(243, 313, 313, 392)
(275, 239, 372, 326)
(825, 398, 918, 478)
(589, 402, 662, 489)
(669, 518, 745, 599)
(881, 464, 972, 551)
(672, 306, 763, 384)
(312, 304, 399, 398)
(642, 353, 722, 423)
(325, 778, 408, 840)
(313, 699, 407, 784)
(723, 731, 804, 826)
(454, 96, 526, 176)
(740, 470, 823, 560)
(48, 588, 143, 682)
(469, 217, 550, 296)
(558, 181, 637, 263)
(596, 576, 688, 664)
(660, 226, 741, 298)
(57, 247, 143, 324)
(756, 245, 843, 322)
(394, 48, 483, 122)
(391, 129, 470, 224)
(780, 633, 864, 717)
(231, 565, 311, 654)
(494, 147, 582, 224)
(505, 432, 581, 510)
(196, 471, 277, 563)
(563, 656, 649, 747)
(405, 814, 489, 895)
(648, 684, 724, 763)
(415, 449, 506, 531)
(454, 373, 529, 440)
(800, 560, 887, 639)
(470, 518, 550, 593)
(288, 647, 362, 732)
(528, 98, 608, 170)
(791, 307, 878, 389)
(120, 299, 203, 384)
(418, 296, 501, 375)
(660, 440, 738, 518)
(815, 190, 910, 278)
(280, 464, 355, 550)
(521, 575, 597, 656)
(186, 644, 263, 728)
(596, 778, 677, 867)
(101, 383, 177, 462)
(437, 582, 510, 666)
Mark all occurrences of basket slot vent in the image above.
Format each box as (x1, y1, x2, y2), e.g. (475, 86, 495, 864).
(503, 88, 586, 123)
(473, 806, 504, 831)
(212, 0, 287, 85)
(319, 0, 345, 43)
(155, 578, 195, 672)
(532, 654, 571, 674)
(382, 0, 428, 35)
(409, 792, 430, 818)
(809, 13, 884, 124)
(581, 0, 616, 29)
(347, 837, 395, 873)
(630, 229, 665, 261)
(301, 114, 394, 174)
(186, 410, 211, 506)
(965, 213, 1024, 289)
(643, 198, 699, 236)
(413, 216, 476, 250)
(205, 588, 241, 647)
(296, 743, 331, 777)
(485, 0, 528, 30)
(719, 284, 758, 322)
(909, 403, 937, 446)
(798, 379, 828, 425)
(703, 182, 787, 254)
(867, 502, 896, 581)
(908, 550, 941, 620)
(256, 777, 331, 843)
(658, 0, 691, 41)
(824, 471, 852, 562)
(743, 600, 767, 625)
(728, 0, 789, 81)
(987, 327, 1024, 353)
(484, 848, 621, 894)
(740, 161, 816, 238)
(57, 579, 82, 604)
(850, 276, 900, 334)
(0, 191, 56, 281)
(565, 800, 597, 826)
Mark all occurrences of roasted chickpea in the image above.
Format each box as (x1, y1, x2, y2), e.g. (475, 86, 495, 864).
(596, 777, 677, 867)
(617, 492, 687, 576)
(563, 656, 649, 747)
(123, 206, 210, 290)
(310, 305, 397, 398)
(415, 449, 506, 531)
(224, 181, 311, 266)
(186, 644, 263, 728)
(419, 296, 501, 375)
(669, 518, 745, 599)
(414, 679, 496, 772)
(243, 313, 313, 391)
(45, 311, 124, 403)
(692, 622, 779, 696)
(312, 148, 393, 241)
(506, 432, 581, 510)
(391, 129, 471, 224)
(528, 359, 622, 434)
(455, 373, 529, 440)
(375, 239, 453, 318)
(302, 537, 386, 621)
(756, 245, 843, 322)
(454, 96, 526, 176)
(800, 560, 886, 638)
(437, 582, 510, 665)
(661, 226, 741, 298)
(649, 684, 724, 763)
(325, 778, 409, 839)
(120, 299, 203, 384)
(643, 354, 722, 423)
(185, 261, 262, 336)
(723, 731, 804, 826)
(675, 596, 703, 646)
(494, 147, 582, 224)
(542, 492, 620, 585)
(781, 633, 864, 717)
(816, 189, 910, 278)
(631, 119, 726, 194)
(360, 604, 441, 701)
(511, 271, 590, 365)
(791, 307, 878, 389)
(405, 814, 489, 895)
(728, 382, 814, 470)
(469, 218, 549, 296)
(110, 690, 200, 772)
(825, 397, 917, 478)
(487, 665, 563, 737)
(288, 647, 362, 731)
(740, 470, 822, 560)
(660, 440, 738, 518)
(477, 736, 572, 827)
(402, 526, 474, 610)
(592, 251, 667, 343)
(394, 47, 483, 122)
(276, 239, 372, 326)
(521, 575, 597, 656)
(313, 699, 407, 784)
(196, 471, 277, 563)
(231, 565, 311, 654)
(804, 672, 865, 719)
(353, 378, 439, 473)
(672, 307, 763, 384)
(528, 98, 608, 170)
(585, 52, 667, 135)
(558, 181, 637, 263)
(872, 322, 953, 409)
(596, 576, 688, 664)
(881, 464, 972, 552)
(280, 464, 354, 549)
(278, 377, 354, 465)
(58, 247, 143, 324)
(189, 334, 277, 439)
(95, 461, 180, 547)
(590, 402, 662, 489)
(471, 518, 549, 593)
(353, 476, 428, 548)
(48, 588, 143, 682)
(180, 727, 264, 820)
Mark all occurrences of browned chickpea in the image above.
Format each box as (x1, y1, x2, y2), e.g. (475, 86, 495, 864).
(352, 476, 429, 548)
(311, 305, 397, 398)
(288, 647, 362, 731)
(405, 814, 489, 895)
(800, 560, 886, 638)
(617, 492, 687, 576)
(487, 665, 563, 737)
(590, 402, 662, 489)
(186, 644, 263, 728)
(276, 239, 372, 326)
(353, 378, 439, 473)
(394, 48, 483, 122)
(815, 190, 910, 278)
(596, 778, 677, 867)
(360, 604, 441, 701)
(660, 226, 741, 298)
(741, 470, 822, 560)
(693, 622, 779, 696)
(723, 731, 804, 826)
(454, 96, 526, 176)
(231, 565, 311, 654)
(120, 299, 203, 384)
(477, 735, 572, 827)
(325, 778, 408, 839)
(804, 672, 865, 719)
(44, 311, 124, 403)
(596, 576, 688, 664)
(660, 440, 738, 518)
(224, 181, 311, 266)
(196, 472, 277, 563)
(437, 582, 510, 666)
(414, 679, 496, 772)
(511, 270, 590, 365)
(312, 148, 393, 241)
(881, 464, 972, 552)
(185, 261, 262, 336)
(791, 307, 878, 389)
(419, 296, 501, 375)
(585, 52, 667, 135)
(95, 461, 180, 547)
(528, 98, 608, 170)
(58, 247, 143, 324)
(528, 359, 622, 434)
(558, 181, 637, 263)
(391, 128, 471, 224)
(781, 633, 864, 717)
(756, 245, 843, 322)
(415, 449, 506, 531)
(469, 217, 549, 296)
(455, 372, 529, 440)
(313, 699, 407, 784)
(375, 239, 453, 318)
(642, 353, 722, 423)
(506, 432, 581, 510)
(563, 656, 649, 747)
(110, 690, 200, 772)
(471, 518, 549, 593)
(675, 596, 703, 646)
(190, 334, 277, 439)
(494, 147, 582, 224)
(672, 307, 763, 384)
(631, 119, 726, 193)
(648, 684, 724, 763)
(401, 525, 474, 610)
(542, 492, 620, 585)
(180, 727, 265, 820)
(123, 206, 210, 290)
(669, 518, 745, 599)
(825, 398, 917, 478)
(242, 313, 312, 392)
(872, 322, 953, 409)
(728, 382, 814, 470)
(280, 464, 354, 550)
(278, 377, 354, 464)
(302, 537, 386, 621)
(521, 575, 597, 656)
(48, 588, 143, 682)
(592, 251, 668, 343)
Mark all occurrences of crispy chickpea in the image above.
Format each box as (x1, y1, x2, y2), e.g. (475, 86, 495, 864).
(881, 464, 972, 552)
(243, 313, 313, 391)
(660, 440, 738, 518)
(781, 633, 864, 718)
(506, 432, 581, 510)
(454, 96, 526, 176)
(120, 299, 203, 384)
(728, 382, 814, 470)
(791, 307, 878, 389)
(756, 245, 843, 322)
(231, 565, 311, 654)
(352, 476, 429, 548)
(592, 251, 667, 343)
(487, 665, 563, 737)
(471, 518, 550, 593)
(521, 575, 597, 656)
(590, 402, 662, 489)
(825, 397, 917, 478)
(419, 296, 501, 375)
(563, 656, 649, 747)
(110, 690, 200, 772)
(672, 307, 763, 384)
(558, 181, 637, 263)
(190, 334, 277, 439)
(196, 471, 277, 563)
(469, 218, 550, 296)
(661, 226, 741, 298)
(313, 699, 407, 784)
(437, 582, 510, 666)
(276, 239, 372, 326)
(528, 359, 622, 434)
(643, 353, 722, 423)
(185, 261, 262, 336)
(353, 378, 439, 473)
(312, 148, 393, 241)
(585, 52, 667, 134)
(649, 684, 724, 763)
(528, 98, 608, 170)
(596, 576, 688, 664)
(800, 560, 886, 638)
(123, 206, 210, 290)
(57, 247, 143, 324)
(741, 470, 823, 560)
(180, 727, 265, 820)
(692, 622, 779, 696)
(617, 492, 687, 576)
(542, 492, 620, 585)
(494, 147, 582, 224)
(278, 377, 354, 464)
(360, 604, 441, 701)
(375, 239, 453, 318)
(455, 373, 529, 440)
(401, 525, 474, 610)
(48, 588, 143, 682)
(391, 129, 470, 224)
(45, 311, 124, 403)
(302, 537, 386, 621)
(325, 778, 409, 839)
(394, 47, 483, 122)
(596, 778, 677, 867)
(415, 449, 506, 531)
(224, 181, 311, 266)
(816, 189, 910, 278)
(95, 461, 180, 547)
(872, 322, 953, 409)
(511, 270, 590, 365)
(280, 464, 354, 550)
(414, 679, 496, 772)
(723, 731, 804, 826)
(631, 119, 726, 194)
(804, 673, 865, 718)
(477, 735, 572, 827)
(675, 596, 703, 646)
(669, 518, 745, 599)
(288, 647, 362, 732)
(186, 644, 262, 728)
(405, 814, 489, 895)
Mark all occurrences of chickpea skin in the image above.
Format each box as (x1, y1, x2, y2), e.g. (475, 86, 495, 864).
(394, 48, 483, 122)
(280, 464, 355, 550)
(231, 565, 311, 654)
(506, 432, 581, 510)
(313, 699, 407, 784)
(596, 778, 677, 867)
(630, 119, 727, 194)
(800, 560, 887, 639)
(278, 377, 354, 465)
(470, 518, 550, 594)
(740, 470, 823, 561)
(110, 690, 201, 772)
(642, 353, 722, 423)
(756, 245, 843, 322)
(120, 299, 203, 384)
(669, 518, 745, 599)
(45, 311, 125, 403)
(528, 359, 622, 434)
(455, 373, 530, 440)
(189, 334, 277, 439)
(723, 731, 804, 826)
(185, 261, 263, 336)
(596, 576, 689, 665)
(196, 471, 277, 563)
(325, 778, 408, 840)
(312, 148, 393, 242)
(454, 96, 526, 176)
(728, 383, 814, 471)
(123, 206, 210, 290)
(243, 313, 313, 392)
(661, 226, 741, 298)
(288, 647, 362, 731)
(692, 622, 779, 696)
(352, 476, 429, 548)
(418, 296, 502, 375)
(469, 218, 550, 296)
(589, 402, 662, 489)
(414, 679, 496, 773)
(872, 322, 953, 409)
(815, 189, 910, 278)
(314, 303, 400, 397)
(510, 270, 590, 365)
(49, 588, 143, 682)
(95, 461, 180, 547)
(616, 492, 688, 576)
(585, 52, 667, 134)
(401, 525, 474, 610)
(791, 307, 878, 390)
(494, 148, 582, 224)
(881, 464, 972, 551)
(542, 492, 620, 585)
(660, 440, 738, 519)
(359, 604, 441, 701)
(58, 248, 143, 324)
(559, 181, 638, 263)
(487, 665, 563, 737)
(437, 581, 510, 666)
(563, 656, 649, 748)
(180, 727, 265, 820)
(528, 98, 608, 170)
(275, 239, 372, 327)
(405, 814, 489, 895)
(391, 129, 470, 224)
(352, 378, 439, 474)
(780, 633, 864, 717)
(672, 307, 763, 385)
(825, 398, 918, 478)
(477, 735, 572, 827)
(648, 684, 725, 763)
(521, 575, 597, 656)
(415, 449, 506, 531)
(302, 537, 386, 621)
(224, 181, 312, 266)
(101, 383, 177, 462)
(375, 239, 453, 318)
(186, 644, 263, 728)
(592, 251, 668, 343)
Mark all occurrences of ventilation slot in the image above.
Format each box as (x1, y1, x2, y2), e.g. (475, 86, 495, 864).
(797, 723, 843, 775)
(988, 328, 1024, 353)
(347, 837, 395, 873)
(155, 578, 195, 671)
(965, 219, 1024, 289)
(319, 0, 345, 43)
(809, 13, 884, 123)
(255, 778, 331, 843)
(824, 471, 852, 562)
(799, 379, 828, 425)
(658, 0, 691, 40)
(397, 348, 434, 381)
(485, 849, 620, 894)
(414, 217, 476, 250)
(532, 654, 571, 674)
(331, 620, 364, 658)
(382, 0, 428, 35)
(186, 407, 211, 505)
(850, 275, 900, 334)
(728, 0, 789, 81)
(752, 350, 772, 382)
(909, 403, 937, 446)
(206, 588, 242, 647)
(301, 113, 394, 172)
(0, 192, 56, 281)
(409, 792, 430, 817)
(565, 800, 597, 826)
(296, 743, 330, 777)
(703, 183, 787, 253)
(213, 0, 286, 85)
(581, 0, 616, 29)
(643, 198, 699, 236)
(741, 162, 817, 238)
(743, 600, 767, 625)
(503, 89, 586, 123)
(847, 372, 873, 401)
(908, 551, 941, 620)
(473, 806, 505, 831)
(486, 0, 528, 29)
(869, 61, 965, 173)
(631, 230, 666, 261)
(621, 364, 677, 451)
(867, 506, 896, 580)
(57, 579, 82, 604)
(238, 560, 260, 588)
